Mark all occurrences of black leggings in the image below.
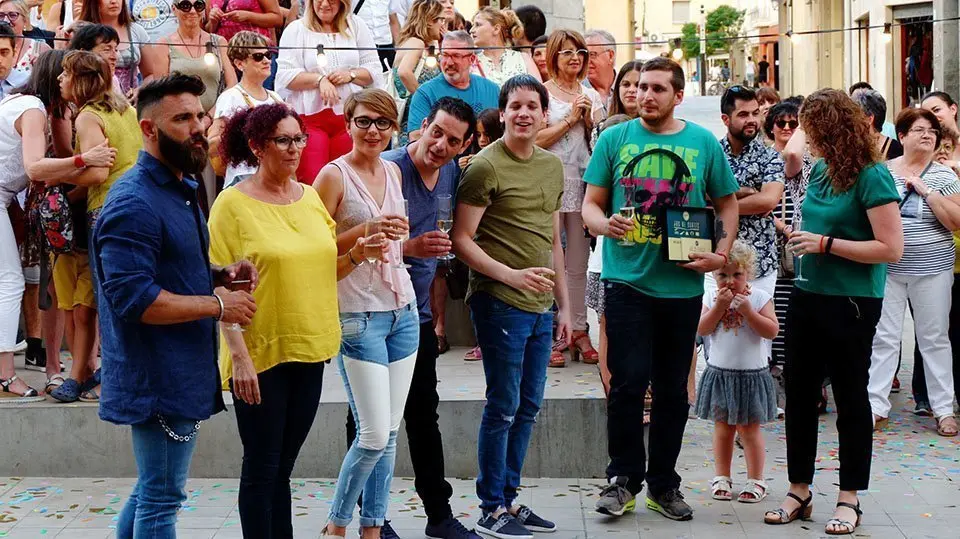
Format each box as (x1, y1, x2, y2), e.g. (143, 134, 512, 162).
(233, 361, 325, 539)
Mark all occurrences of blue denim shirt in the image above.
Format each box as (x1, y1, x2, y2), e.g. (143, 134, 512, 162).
(92, 151, 225, 425)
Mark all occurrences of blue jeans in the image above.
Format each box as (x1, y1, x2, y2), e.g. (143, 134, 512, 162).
(117, 416, 199, 539)
(469, 292, 553, 513)
(328, 303, 419, 528)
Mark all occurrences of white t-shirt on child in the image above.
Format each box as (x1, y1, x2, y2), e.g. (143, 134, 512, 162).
(702, 287, 772, 371)
(214, 85, 284, 188)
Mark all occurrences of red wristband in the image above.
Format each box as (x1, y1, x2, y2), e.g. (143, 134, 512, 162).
(74, 154, 86, 169)
(819, 236, 825, 253)
(717, 251, 728, 265)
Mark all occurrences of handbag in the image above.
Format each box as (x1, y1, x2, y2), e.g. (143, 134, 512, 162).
(38, 185, 74, 255)
(778, 191, 794, 277)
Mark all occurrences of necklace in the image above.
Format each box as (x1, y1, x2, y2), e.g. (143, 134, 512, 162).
(551, 80, 581, 97)
(177, 28, 203, 59)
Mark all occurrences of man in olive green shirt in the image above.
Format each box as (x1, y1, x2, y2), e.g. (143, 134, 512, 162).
(452, 75, 570, 539)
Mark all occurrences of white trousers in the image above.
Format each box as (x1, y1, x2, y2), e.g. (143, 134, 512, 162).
(0, 209, 24, 353)
(869, 271, 956, 418)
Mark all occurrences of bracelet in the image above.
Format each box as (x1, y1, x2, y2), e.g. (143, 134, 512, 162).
(213, 294, 224, 322)
(819, 235, 825, 253)
(825, 236, 835, 254)
(347, 249, 363, 267)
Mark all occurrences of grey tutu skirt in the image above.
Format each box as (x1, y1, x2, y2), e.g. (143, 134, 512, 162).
(694, 364, 777, 425)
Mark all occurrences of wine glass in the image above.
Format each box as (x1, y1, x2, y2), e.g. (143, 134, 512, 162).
(224, 278, 252, 333)
(791, 214, 808, 282)
(437, 195, 454, 261)
(364, 220, 384, 292)
(393, 199, 412, 269)
(618, 181, 636, 246)
(536, 249, 554, 309)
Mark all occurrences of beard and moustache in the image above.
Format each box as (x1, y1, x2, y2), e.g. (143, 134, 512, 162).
(158, 128, 209, 175)
(730, 121, 759, 143)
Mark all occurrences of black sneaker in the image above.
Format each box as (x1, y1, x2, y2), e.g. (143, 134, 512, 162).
(595, 477, 636, 517)
(380, 520, 401, 539)
(23, 348, 46, 372)
(914, 400, 934, 416)
(425, 516, 482, 539)
(512, 505, 555, 533)
(476, 513, 532, 539)
(645, 489, 693, 521)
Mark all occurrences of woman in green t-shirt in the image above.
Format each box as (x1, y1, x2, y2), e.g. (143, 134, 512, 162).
(764, 89, 903, 536)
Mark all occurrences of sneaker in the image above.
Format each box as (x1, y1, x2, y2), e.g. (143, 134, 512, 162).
(914, 400, 933, 416)
(12, 340, 26, 353)
(476, 513, 532, 539)
(512, 505, 555, 532)
(595, 477, 636, 517)
(380, 520, 401, 539)
(425, 516, 482, 539)
(645, 489, 693, 521)
(23, 348, 46, 372)
(891, 376, 901, 393)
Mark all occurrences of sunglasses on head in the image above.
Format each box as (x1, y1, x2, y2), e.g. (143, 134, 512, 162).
(249, 50, 276, 62)
(775, 119, 799, 129)
(174, 0, 206, 12)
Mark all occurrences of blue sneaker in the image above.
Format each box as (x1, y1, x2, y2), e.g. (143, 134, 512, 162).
(425, 516, 482, 539)
(476, 513, 532, 539)
(380, 520, 401, 539)
(512, 506, 555, 533)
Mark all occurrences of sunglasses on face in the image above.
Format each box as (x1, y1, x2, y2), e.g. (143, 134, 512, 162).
(0, 12, 20, 23)
(174, 1, 206, 12)
(353, 116, 394, 131)
(775, 119, 799, 129)
(558, 49, 588, 59)
(249, 50, 276, 62)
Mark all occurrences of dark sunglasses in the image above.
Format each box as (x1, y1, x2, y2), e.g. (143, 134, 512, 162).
(249, 50, 276, 62)
(174, 1, 206, 12)
(775, 119, 799, 129)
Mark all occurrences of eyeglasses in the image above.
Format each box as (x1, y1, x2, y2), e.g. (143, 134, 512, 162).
(558, 49, 588, 59)
(269, 134, 309, 150)
(0, 11, 20, 23)
(353, 116, 394, 131)
(174, 0, 206, 12)
(775, 119, 799, 129)
(440, 51, 473, 61)
(249, 50, 276, 62)
(909, 127, 940, 137)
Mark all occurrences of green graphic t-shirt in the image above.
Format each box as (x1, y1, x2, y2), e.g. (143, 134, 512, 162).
(583, 119, 739, 298)
(796, 160, 900, 298)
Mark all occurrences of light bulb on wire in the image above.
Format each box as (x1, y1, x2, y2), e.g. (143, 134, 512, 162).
(203, 41, 217, 66)
(882, 23, 892, 44)
(787, 30, 801, 45)
(316, 44, 329, 68)
(425, 45, 438, 69)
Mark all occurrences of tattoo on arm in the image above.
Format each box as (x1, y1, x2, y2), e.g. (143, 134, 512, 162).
(715, 217, 728, 241)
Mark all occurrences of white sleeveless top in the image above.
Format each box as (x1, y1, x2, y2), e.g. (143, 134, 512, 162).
(0, 95, 43, 207)
(331, 156, 415, 313)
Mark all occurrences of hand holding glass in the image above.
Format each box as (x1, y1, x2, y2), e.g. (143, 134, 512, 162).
(618, 182, 636, 246)
(437, 195, 454, 260)
(789, 215, 808, 282)
(224, 279, 252, 332)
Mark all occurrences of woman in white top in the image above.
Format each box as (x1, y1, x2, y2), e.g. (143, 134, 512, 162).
(314, 89, 416, 539)
(210, 30, 284, 188)
(275, 0, 382, 184)
(535, 29, 603, 368)
(0, 50, 115, 400)
(469, 6, 539, 87)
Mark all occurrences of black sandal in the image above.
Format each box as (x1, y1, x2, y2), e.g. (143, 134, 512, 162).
(825, 501, 861, 535)
(764, 492, 813, 525)
(0, 375, 42, 400)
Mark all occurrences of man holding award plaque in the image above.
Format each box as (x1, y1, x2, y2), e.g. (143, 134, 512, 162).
(581, 57, 740, 522)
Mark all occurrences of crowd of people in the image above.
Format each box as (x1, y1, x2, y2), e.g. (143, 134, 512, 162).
(1, 1, 960, 539)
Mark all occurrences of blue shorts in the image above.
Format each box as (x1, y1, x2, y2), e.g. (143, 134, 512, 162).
(339, 303, 419, 365)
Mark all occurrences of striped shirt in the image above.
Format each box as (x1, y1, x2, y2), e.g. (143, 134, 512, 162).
(888, 161, 960, 276)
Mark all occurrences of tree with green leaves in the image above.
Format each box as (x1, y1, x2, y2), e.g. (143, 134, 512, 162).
(678, 5, 745, 58)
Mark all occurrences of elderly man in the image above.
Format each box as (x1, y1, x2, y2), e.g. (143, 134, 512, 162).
(584, 29, 617, 107)
(406, 30, 500, 142)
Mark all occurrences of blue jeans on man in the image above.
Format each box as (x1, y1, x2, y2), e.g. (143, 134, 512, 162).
(470, 292, 553, 513)
(117, 416, 199, 539)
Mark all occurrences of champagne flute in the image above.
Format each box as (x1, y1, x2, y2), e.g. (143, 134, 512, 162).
(364, 220, 384, 292)
(437, 194, 454, 261)
(225, 279, 252, 332)
(791, 214, 808, 282)
(618, 181, 636, 246)
(536, 249, 554, 310)
(393, 199, 412, 269)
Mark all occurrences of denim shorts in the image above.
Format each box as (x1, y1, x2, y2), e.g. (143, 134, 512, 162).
(339, 303, 419, 365)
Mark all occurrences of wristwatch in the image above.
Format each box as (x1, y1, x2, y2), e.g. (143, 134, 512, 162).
(73, 154, 86, 169)
(349, 70, 357, 82)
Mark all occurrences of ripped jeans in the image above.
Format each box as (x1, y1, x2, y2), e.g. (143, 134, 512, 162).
(469, 292, 553, 513)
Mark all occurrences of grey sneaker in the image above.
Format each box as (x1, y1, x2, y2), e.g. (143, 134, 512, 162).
(512, 505, 555, 532)
(646, 489, 693, 521)
(595, 477, 636, 517)
(476, 513, 532, 539)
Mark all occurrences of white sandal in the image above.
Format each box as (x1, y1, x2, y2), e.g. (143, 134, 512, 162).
(738, 479, 768, 503)
(710, 476, 734, 501)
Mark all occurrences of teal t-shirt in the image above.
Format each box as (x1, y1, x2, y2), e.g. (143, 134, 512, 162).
(797, 160, 900, 298)
(583, 119, 739, 298)
(406, 75, 500, 134)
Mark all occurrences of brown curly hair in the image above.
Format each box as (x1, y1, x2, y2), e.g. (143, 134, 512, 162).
(800, 89, 879, 193)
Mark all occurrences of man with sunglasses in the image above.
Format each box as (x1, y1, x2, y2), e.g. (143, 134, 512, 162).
(714, 85, 784, 300)
(406, 31, 498, 142)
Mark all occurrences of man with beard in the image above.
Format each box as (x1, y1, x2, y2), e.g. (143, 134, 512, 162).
(582, 57, 739, 521)
(406, 31, 499, 142)
(715, 85, 784, 300)
(92, 73, 258, 538)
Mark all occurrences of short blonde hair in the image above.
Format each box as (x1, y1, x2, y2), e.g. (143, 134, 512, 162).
(227, 31, 269, 68)
(546, 29, 588, 81)
(304, 0, 351, 36)
(4, 0, 32, 31)
(344, 89, 399, 129)
(724, 240, 757, 280)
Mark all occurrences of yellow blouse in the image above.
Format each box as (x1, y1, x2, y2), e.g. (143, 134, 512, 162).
(208, 184, 342, 385)
(78, 103, 141, 214)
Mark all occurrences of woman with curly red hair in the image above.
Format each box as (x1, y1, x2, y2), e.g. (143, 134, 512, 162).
(764, 89, 903, 535)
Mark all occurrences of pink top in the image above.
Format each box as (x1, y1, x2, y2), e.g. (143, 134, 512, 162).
(330, 156, 415, 313)
(217, 0, 272, 43)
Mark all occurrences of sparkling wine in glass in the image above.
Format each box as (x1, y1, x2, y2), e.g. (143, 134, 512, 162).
(364, 220, 384, 264)
(225, 279, 252, 332)
(792, 214, 808, 282)
(437, 194, 454, 260)
(393, 199, 412, 269)
(618, 181, 636, 246)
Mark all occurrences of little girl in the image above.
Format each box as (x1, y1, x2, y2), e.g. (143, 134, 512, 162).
(695, 240, 779, 504)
